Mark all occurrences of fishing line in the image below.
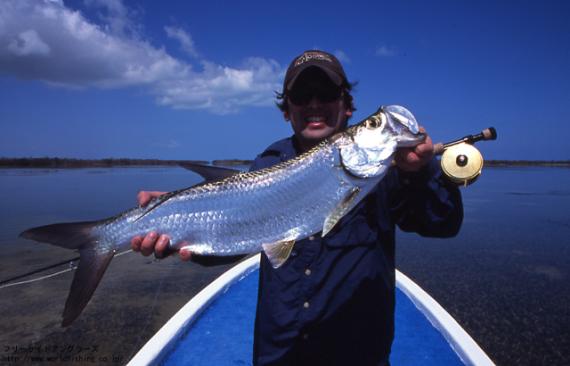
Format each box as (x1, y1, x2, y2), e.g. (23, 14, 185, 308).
(126, 255, 175, 361)
(0, 256, 79, 287)
(0, 267, 77, 289)
(0, 250, 133, 290)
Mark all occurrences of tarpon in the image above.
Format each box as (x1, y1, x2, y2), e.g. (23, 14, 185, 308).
(20, 105, 425, 326)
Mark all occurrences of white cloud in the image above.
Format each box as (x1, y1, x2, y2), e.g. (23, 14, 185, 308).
(375, 45, 397, 57)
(84, 0, 140, 37)
(7, 29, 50, 56)
(155, 58, 282, 114)
(165, 26, 199, 58)
(0, 0, 283, 114)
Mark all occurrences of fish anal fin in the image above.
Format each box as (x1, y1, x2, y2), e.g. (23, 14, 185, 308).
(262, 240, 296, 269)
(62, 248, 115, 327)
(322, 187, 361, 237)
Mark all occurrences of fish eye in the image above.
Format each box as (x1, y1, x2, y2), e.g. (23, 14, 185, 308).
(365, 116, 382, 129)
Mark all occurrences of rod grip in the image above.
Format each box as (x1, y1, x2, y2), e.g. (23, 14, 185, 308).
(434, 142, 445, 155)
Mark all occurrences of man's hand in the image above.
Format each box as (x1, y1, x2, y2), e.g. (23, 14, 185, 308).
(394, 127, 434, 172)
(130, 190, 192, 261)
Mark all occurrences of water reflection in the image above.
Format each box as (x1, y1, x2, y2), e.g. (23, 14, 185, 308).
(398, 167, 570, 365)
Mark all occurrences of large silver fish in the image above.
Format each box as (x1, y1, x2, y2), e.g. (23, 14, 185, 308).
(20, 105, 425, 326)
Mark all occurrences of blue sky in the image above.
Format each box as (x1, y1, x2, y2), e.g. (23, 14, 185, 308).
(0, 0, 568, 161)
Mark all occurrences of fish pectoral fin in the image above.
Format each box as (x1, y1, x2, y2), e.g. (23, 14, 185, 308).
(262, 240, 296, 269)
(62, 248, 115, 327)
(322, 187, 361, 237)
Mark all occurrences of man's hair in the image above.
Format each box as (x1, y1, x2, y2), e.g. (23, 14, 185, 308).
(275, 81, 358, 113)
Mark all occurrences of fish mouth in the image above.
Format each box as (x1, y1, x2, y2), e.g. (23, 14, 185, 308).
(397, 132, 426, 147)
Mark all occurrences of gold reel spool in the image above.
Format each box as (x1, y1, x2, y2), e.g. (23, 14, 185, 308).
(440, 143, 483, 186)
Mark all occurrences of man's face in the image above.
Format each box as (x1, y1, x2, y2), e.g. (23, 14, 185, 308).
(285, 68, 352, 150)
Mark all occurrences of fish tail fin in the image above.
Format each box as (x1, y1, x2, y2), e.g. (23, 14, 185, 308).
(62, 247, 115, 327)
(20, 221, 115, 327)
(20, 221, 98, 249)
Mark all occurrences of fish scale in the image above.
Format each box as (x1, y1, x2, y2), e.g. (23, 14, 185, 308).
(20, 105, 425, 326)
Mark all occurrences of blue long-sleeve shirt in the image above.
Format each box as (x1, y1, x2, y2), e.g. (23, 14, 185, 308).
(251, 136, 463, 366)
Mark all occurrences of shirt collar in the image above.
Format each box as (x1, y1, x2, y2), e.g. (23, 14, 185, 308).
(260, 135, 304, 162)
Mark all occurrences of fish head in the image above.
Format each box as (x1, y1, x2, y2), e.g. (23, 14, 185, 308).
(338, 105, 426, 178)
(381, 105, 426, 147)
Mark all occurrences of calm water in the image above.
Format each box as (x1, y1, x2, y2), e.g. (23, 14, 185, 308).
(0, 166, 569, 365)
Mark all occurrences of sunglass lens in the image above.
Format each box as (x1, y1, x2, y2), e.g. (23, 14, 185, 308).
(319, 88, 341, 103)
(289, 87, 341, 105)
(289, 90, 311, 105)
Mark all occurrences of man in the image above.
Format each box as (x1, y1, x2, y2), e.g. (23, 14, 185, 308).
(132, 50, 463, 365)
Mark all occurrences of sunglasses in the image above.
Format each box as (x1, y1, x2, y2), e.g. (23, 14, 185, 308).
(288, 86, 342, 106)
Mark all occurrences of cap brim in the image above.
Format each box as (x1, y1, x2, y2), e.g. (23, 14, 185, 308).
(286, 63, 343, 90)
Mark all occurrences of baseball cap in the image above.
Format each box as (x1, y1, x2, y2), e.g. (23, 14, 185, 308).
(283, 50, 348, 91)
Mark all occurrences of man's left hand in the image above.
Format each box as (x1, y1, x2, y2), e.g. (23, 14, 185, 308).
(394, 127, 434, 172)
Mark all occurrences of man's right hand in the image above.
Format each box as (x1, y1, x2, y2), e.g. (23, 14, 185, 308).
(130, 191, 192, 261)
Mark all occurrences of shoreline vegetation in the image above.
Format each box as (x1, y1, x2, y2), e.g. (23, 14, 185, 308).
(1, 157, 569, 168)
(0, 157, 252, 168)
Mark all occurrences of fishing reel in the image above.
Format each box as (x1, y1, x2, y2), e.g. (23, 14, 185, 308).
(434, 127, 497, 186)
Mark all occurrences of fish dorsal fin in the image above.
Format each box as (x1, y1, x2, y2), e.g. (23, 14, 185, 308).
(179, 162, 241, 182)
(134, 164, 241, 223)
(322, 187, 361, 237)
(262, 240, 296, 268)
(133, 186, 188, 222)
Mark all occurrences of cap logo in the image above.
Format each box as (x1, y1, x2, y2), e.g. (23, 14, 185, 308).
(294, 52, 333, 67)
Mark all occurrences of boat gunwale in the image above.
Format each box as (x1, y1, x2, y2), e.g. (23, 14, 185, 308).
(395, 271, 495, 366)
(128, 254, 494, 366)
(127, 255, 260, 366)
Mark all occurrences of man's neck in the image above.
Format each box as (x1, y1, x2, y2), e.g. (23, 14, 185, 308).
(293, 136, 321, 154)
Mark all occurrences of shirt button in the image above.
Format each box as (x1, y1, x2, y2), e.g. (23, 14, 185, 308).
(304, 268, 311, 276)
(302, 333, 309, 340)
(303, 301, 310, 309)
(308, 236, 315, 241)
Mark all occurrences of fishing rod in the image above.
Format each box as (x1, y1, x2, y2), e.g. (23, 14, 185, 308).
(434, 127, 497, 154)
(434, 127, 498, 186)
(6, 127, 497, 284)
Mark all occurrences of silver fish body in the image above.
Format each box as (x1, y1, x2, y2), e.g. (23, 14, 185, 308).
(96, 143, 370, 256)
(20, 105, 425, 326)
